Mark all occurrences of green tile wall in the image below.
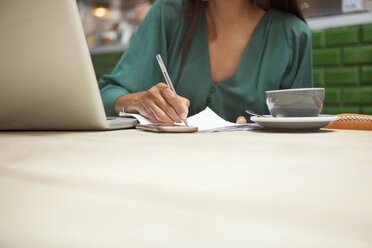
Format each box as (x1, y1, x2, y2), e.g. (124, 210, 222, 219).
(92, 24, 372, 116)
(343, 87, 372, 104)
(312, 31, 325, 48)
(324, 88, 341, 105)
(313, 69, 324, 87)
(327, 27, 359, 46)
(361, 66, 372, 84)
(313, 49, 341, 66)
(343, 46, 372, 64)
(91, 52, 123, 80)
(362, 107, 372, 114)
(362, 25, 372, 43)
(326, 67, 359, 86)
(312, 24, 372, 115)
(326, 107, 359, 115)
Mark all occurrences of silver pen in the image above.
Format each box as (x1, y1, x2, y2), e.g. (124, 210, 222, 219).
(156, 54, 188, 126)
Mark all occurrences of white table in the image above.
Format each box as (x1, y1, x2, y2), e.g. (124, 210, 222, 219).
(0, 129, 371, 248)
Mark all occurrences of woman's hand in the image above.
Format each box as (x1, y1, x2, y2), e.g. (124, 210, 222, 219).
(236, 116, 247, 124)
(114, 83, 190, 124)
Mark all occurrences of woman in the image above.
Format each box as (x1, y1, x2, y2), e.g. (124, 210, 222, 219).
(99, 0, 313, 124)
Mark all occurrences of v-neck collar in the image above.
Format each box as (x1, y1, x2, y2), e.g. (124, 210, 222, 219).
(202, 8, 272, 85)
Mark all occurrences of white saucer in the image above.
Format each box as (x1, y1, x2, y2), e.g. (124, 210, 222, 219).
(250, 115, 339, 130)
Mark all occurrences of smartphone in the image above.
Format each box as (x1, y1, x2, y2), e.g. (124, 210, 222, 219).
(136, 124, 198, 133)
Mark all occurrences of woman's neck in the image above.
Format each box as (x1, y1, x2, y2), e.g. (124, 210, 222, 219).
(205, 0, 265, 39)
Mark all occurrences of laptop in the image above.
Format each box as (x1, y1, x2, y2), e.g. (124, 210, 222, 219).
(0, 0, 137, 130)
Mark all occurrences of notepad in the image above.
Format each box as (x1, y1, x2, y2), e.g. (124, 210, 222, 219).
(120, 107, 260, 132)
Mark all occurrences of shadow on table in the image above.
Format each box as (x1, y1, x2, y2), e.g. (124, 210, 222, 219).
(0, 130, 106, 137)
(252, 128, 336, 134)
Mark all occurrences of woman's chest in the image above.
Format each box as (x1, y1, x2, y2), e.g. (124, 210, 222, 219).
(208, 36, 250, 84)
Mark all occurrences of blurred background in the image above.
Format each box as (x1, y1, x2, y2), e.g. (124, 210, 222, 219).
(77, 0, 154, 50)
(78, 0, 372, 115)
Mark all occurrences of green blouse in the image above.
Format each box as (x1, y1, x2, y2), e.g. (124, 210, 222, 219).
(99, 0, 313, 122)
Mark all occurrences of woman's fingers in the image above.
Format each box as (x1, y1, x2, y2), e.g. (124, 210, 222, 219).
(139, 102, 160, 123)
(148, 103, 174, 124)
(160, 84, 190, 120)
(153, 92, 183, 123)
(143, 96, 173, 123)
(142, 83, 189, 123)
(236, 116, 247, 124)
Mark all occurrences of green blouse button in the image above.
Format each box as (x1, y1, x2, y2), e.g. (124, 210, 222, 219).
(210, 86, 216, 93)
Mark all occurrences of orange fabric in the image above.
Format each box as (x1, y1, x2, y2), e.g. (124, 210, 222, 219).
(325, 114, 372, 131)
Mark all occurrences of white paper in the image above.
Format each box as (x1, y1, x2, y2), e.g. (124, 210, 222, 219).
(120, 107, 260, 132)
(186, 107, 255, 132)
(124, 113, 153, 125)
